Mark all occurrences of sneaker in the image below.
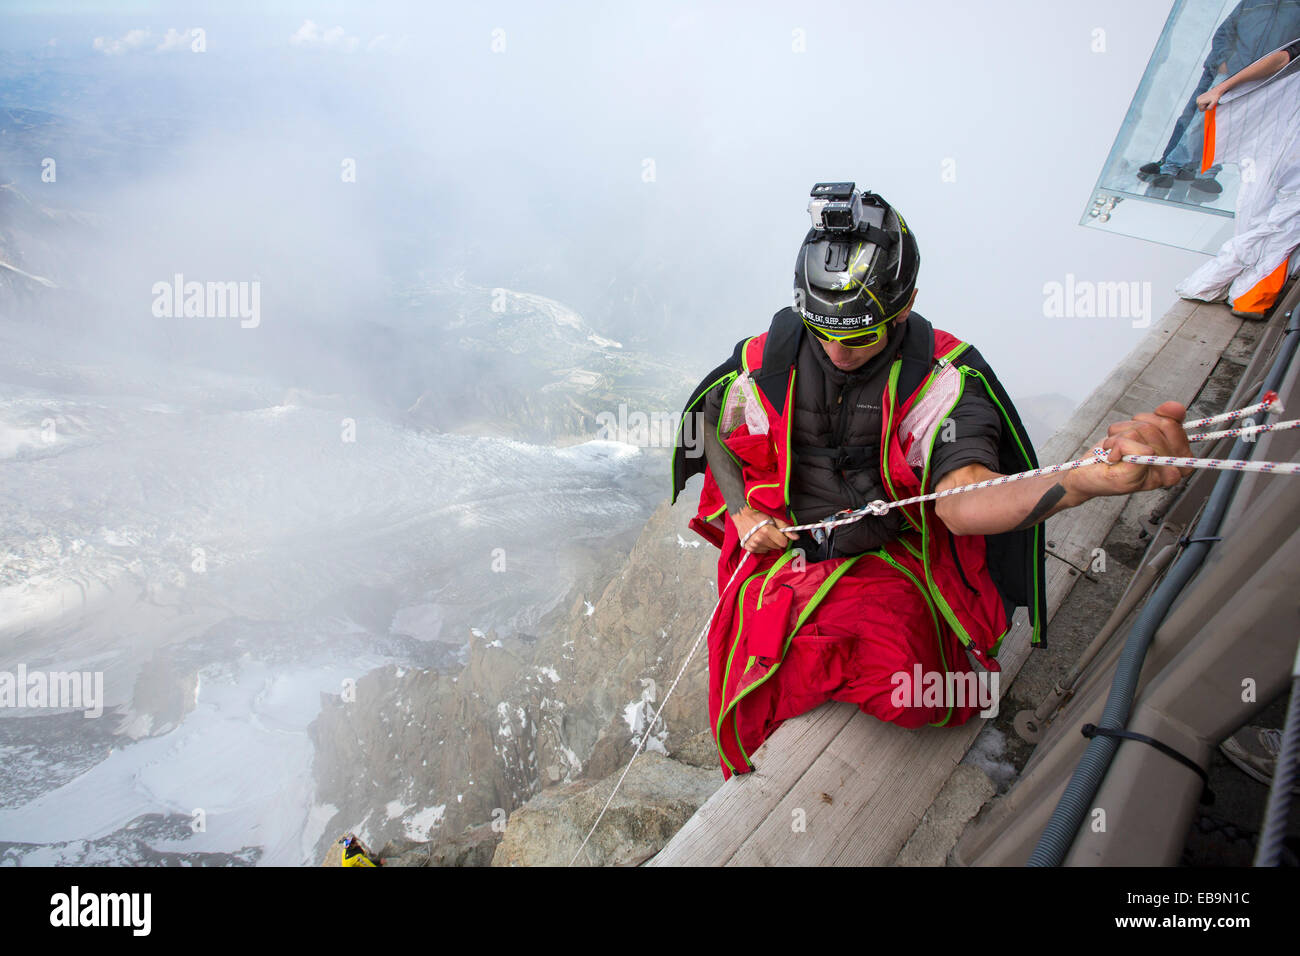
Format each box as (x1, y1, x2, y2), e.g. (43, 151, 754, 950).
(1190, 177, 1223, 195)
(1219, 726, 1300, 793)
(1175, 167, 1196, 181)
(1137, 161, 1163, 181)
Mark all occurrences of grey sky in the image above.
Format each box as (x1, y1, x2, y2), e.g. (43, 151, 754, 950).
(1, 1, 1204, 404)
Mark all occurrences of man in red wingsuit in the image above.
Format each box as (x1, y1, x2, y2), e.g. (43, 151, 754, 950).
(670, 184, 1196, 778)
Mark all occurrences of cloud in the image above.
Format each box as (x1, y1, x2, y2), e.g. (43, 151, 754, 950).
(289, 20, 360, 53)
(156, 28, 194, 53)
(92, 27, 196, 55)
(92, 29, 152, 56)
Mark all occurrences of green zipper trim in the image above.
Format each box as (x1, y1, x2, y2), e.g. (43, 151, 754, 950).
(715, 376, 743, 469)
(867, 549, 955, 727)
(671, 369, 739, 501)
(733, 350, 791, 512)
(878, 347, 968, 534)
(961, 366, 1045, 646)
(908, 342, 971, 407)
(746, 482, 780, 507)
(744, 548, 800, 674)
(880, 362, 922, 533)
(758, 548, 799, 608)
(740, 335, 758, 374)
(715, 569, 767, 773)
(918, 370, 975, 651)
(940, 341, 971, 363)
(718, 554, 864, 768)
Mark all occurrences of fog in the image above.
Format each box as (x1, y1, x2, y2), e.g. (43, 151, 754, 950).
(3, 0, 1203, 398)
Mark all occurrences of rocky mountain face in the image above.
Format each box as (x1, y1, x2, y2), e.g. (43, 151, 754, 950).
(0, 174, 72, 298)
(308, 483, 726, 863)
(490, 751, 720, 867)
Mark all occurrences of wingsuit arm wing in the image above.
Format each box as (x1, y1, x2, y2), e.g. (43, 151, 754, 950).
(670, 337, 748, 505)
(701, 387, 747, 515)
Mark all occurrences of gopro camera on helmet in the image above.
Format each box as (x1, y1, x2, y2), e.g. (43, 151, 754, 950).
(795, 181, 917, 327)
(808, 182, 864, 232)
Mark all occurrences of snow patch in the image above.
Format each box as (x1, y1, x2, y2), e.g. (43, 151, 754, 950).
(403, 804, 446, 841)
(961, 725, 1018, 792)
(301, 803, 338, 862)
(623, 680, 667, 754)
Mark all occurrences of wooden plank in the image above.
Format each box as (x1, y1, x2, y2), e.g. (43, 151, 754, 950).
(647, 701, 857, 865)
(1115, 306, 1239, 420)
(651, 303, 1246, 867)
(1043, 497, 1129, 585)
(731, 715, 958, 866)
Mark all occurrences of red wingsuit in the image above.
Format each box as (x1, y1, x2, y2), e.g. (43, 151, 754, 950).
(677, 313, 1043, 778)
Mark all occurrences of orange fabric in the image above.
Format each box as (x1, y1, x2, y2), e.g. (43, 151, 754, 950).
(1201, 106, 1217, 174)
(1231, 258, 1290, 313)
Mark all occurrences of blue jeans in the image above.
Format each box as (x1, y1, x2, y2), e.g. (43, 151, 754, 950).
(1161, 68, 1222, 179)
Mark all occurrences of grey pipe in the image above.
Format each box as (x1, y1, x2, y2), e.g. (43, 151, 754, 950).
(1032, 543, 1177, 725)
(1028, 303, 1300, 867)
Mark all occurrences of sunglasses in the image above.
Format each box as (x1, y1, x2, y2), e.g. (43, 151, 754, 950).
(802, 318, 889, 349)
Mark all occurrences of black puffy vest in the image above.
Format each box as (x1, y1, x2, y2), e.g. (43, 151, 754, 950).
(788, 329, 906, 558)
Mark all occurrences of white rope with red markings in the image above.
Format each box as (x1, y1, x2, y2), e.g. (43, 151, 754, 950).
(568, 394, 1296, 865)
(780, 392, 1297, 535)
(1184, 393, 1280, 429)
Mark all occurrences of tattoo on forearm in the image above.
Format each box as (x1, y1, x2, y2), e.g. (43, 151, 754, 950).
(1012, 482, 1067, 531)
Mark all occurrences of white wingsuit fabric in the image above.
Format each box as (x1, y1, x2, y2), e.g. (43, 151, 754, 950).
(1177, 39, 1300, 306)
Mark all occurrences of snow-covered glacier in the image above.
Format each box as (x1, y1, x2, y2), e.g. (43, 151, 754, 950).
(0, 340, 665, 865)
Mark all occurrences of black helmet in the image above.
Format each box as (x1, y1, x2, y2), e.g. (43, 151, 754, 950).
(793, 183, 919, 332)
